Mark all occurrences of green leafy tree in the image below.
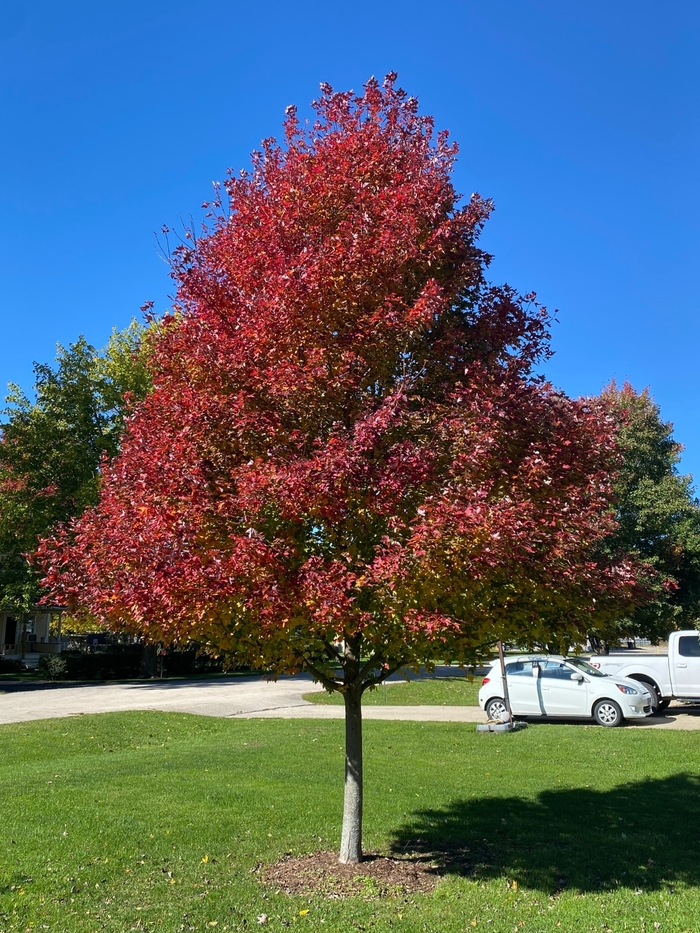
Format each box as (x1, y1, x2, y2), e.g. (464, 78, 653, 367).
(590, 382, 700, 646)
(0, 321, 152, 612)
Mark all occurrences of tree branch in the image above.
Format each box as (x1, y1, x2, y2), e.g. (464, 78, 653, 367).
(357, 652, 390, 681)
(361, 663, 403, 692)
(324, 640, 343, 662)
(302, 658, 343, 693)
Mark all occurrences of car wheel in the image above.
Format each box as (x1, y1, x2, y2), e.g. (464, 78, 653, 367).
(485, 697, 509, 722)
(647, 684, 671, 714)
(634, 679, 666, 715)
(593, 699, 623, 727)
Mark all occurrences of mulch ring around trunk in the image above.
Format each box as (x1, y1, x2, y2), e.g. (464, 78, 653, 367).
(259, 851, 439, 897)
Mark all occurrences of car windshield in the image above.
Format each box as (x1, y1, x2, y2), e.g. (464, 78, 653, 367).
(567, 657, 608, 678)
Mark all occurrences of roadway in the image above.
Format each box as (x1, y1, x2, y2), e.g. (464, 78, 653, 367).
(2, 675, 700, 728)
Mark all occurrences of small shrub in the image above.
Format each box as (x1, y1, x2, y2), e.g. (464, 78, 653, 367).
(0, 656, 23, 674)
(38, 655, 69, 680)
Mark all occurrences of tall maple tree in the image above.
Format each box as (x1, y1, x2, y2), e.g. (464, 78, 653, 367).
(41, 76, 643, 863)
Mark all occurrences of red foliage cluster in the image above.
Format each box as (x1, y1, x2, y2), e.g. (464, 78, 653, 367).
(39, 75, 642, 678)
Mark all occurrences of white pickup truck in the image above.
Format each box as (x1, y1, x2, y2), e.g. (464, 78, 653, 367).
(588, 630, 700, 712)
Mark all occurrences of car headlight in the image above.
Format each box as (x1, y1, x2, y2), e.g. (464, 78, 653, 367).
(615, 684, 639, 695)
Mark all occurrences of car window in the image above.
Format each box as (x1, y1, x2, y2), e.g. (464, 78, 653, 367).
(678, 636, 700, 658)
(505, 660, 534, 676)
(540, 660, 571, 679)
(568, 657, 607, 678)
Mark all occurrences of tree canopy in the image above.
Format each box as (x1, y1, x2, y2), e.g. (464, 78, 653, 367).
(40, 76, 644, 862)
(0, 321, 151, 612)
(591, 381, 700, 645)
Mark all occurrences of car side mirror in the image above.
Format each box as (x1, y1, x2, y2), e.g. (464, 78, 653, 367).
(571, 672, 584, 682)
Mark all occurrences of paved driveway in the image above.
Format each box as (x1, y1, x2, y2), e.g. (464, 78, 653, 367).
(1, 676, 699, 728)
(0, 675, 487, 725)
(0, 675, 319, 725)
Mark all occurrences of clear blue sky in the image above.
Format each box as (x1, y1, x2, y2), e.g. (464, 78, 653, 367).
(2, 1, 698, 480)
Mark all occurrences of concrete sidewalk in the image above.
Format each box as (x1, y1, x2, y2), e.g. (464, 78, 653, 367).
(233, 699, 700, 728)
(233, 703, 487, 722)
(2, 675, 700, 728)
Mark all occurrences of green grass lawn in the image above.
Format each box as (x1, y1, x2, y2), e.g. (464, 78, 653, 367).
(302, 675, 482, 705)
(2, 712, 700, 932)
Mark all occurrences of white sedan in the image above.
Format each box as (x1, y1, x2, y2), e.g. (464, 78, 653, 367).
(478, 655, 654, 727)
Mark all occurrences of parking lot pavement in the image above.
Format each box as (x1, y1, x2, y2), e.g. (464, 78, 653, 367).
(2, 677, 700, 728)
(632, 703, 700, 729)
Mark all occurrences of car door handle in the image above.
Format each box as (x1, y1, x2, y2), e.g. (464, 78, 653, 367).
(677, 663, 688, 668)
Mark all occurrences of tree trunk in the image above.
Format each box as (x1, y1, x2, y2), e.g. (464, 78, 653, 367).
(140, 643, 157, 678)
(339, 685, 363, 863)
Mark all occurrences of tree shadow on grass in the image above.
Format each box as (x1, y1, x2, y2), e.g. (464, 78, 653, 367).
(391, 773, 700, 894)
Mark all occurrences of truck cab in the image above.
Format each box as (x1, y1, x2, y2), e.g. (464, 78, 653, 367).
(588, 631, 700, 708)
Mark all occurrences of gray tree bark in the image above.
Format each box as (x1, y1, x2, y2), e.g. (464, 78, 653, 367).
(339, 683, 363, 863)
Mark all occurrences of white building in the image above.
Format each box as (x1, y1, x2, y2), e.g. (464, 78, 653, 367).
(0, 606, 64, 666)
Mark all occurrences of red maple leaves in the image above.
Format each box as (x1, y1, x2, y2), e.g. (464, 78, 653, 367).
(39, 75, 642, 675)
